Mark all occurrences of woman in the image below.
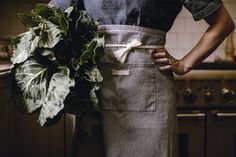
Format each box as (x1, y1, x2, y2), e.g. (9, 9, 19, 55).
(49, 0, 235, 156)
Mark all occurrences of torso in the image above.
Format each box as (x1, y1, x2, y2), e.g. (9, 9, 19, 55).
(83, 0, 183, 32)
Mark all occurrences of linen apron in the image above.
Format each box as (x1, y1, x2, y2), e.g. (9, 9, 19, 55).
(73, 25, 177, 157)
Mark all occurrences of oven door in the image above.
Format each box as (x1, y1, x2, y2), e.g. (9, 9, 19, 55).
(207, 110, 236, 157)
(178, 110, 206, 157)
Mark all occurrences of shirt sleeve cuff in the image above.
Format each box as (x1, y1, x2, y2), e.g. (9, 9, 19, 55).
(193, 0, 223, 21)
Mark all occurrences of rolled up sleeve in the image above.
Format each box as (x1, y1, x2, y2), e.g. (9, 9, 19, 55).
(181, 0, 223, 21)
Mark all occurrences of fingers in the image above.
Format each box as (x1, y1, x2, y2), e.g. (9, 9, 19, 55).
(152, 52, 166, 58)
(152, 49, 173, 71)
(154, 58, 172, 64)
(152, 49, 169, 59)
(159, 65, 172, 71)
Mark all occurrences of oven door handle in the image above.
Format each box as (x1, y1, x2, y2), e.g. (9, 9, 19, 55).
(177, 113, 206, 119)
(216, 113, 236, 119)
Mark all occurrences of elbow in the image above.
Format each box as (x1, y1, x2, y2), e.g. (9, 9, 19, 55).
(206, 5, 235, 36)
(224, 9, 235, 35)
(230, 21, 235, 33)
(227, 19, 235, 34)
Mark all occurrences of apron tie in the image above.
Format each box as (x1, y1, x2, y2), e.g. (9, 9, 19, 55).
(105, 38, 164, 63)
(113, 39, 141, 63)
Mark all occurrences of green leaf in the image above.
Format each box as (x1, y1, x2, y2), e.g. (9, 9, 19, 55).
(32, 3, 55, 19)
(32, 3, 69, 35)
(92, 37, 104, 63)
(11, 36, 21, 45)
(41, 49, 56, 61)
(38, 20, 62, 48)
(11, 3, 104, 131)
(12, 59, 49, 113)
(80, 40, 97, 64)
(71, 58, 80, 71)
(79, 37, 104, 65)
(12, 58, 75, 126)
(11, 21, 62, 67)
(17, 13, 40, 28)
(84, 66, 103, 82)
(11, 29, 38, 65)
(59, 14, 69, 35)
(48, 14, 68, 35)
(89, 84, 100, 108)
(38, 66, 75, 126)
(48, 16, 60, 26)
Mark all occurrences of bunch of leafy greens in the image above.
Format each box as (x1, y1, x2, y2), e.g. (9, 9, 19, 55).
(11, 4, 104, 130)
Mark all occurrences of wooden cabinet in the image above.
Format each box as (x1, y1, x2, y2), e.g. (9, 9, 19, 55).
(0, 74, 13, 157)
(0, 73, 75, 157)
(11, 113, 65, 157)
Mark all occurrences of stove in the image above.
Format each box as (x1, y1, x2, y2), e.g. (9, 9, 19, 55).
(175, 69, 236, 157)
(176, 70, 236, 108)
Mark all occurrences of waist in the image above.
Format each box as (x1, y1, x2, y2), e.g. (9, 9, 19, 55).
(98, 25, 166, 46)
(98, 25, 166, 36)
(98, 25, 166, 64)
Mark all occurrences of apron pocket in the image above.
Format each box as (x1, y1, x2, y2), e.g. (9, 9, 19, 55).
(98, 62, 156, 112)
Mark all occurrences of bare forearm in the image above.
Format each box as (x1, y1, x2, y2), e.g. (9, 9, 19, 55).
(151, 5, 235, 75)
(182, 6, 235, 71)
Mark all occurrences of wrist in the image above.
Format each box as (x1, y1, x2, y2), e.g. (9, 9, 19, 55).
(180, 58, 192, 74)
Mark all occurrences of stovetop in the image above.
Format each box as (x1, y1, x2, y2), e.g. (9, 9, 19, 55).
(175, 62, 236, 109)
(176, 79, 236, 109)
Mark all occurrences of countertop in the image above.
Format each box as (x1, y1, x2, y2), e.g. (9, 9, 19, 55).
(174, 62, 236, 80)
(0, 64, 11, 77)
(194, 62, 236, 70)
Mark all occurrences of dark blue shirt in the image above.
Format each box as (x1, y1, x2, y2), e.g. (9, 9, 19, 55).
(49, 0, 223, 32)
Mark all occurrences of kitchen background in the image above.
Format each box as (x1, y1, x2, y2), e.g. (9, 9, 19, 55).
(0, 0, 236, 62)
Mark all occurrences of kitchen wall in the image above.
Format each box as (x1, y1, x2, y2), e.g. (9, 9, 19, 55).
(0, 0, 47, 39)
(0, 0, 235, 62)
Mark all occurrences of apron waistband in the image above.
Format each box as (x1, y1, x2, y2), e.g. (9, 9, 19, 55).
(98, 25, 166, 37)
(98, 25, 166, 63)
(104, 38, 164, 63)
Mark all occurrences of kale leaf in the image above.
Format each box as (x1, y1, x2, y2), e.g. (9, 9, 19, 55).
(11, 4, 104, 128)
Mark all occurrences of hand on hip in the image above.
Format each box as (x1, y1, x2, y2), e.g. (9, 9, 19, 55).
(152, 48, 189, 75)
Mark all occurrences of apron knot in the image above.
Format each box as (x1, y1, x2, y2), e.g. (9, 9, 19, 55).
(113, 38, 142, 63)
